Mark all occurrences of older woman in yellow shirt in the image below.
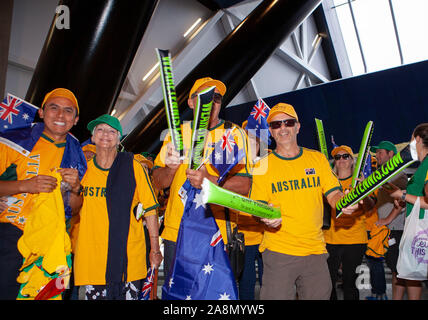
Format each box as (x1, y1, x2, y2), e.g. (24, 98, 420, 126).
(73, 114, 161, 300)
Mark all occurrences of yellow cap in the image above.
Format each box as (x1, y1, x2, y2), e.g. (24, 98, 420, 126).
(42, 88, 79, 115)
(331, 145, 354, 158)
(188, 77, 226, 99)
(241, 120, 248, 130)
(266, 103, 298, 123)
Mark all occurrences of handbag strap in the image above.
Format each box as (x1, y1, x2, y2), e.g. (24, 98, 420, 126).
(225, 208, 232, 243)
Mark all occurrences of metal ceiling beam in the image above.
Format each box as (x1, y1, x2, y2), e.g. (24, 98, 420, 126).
(293, 33, 324, 90)
(122, 0, 323, 154)
(119, 10, 225, 135)
(25, 0, 159, 142)
(275, 47, 329, 83)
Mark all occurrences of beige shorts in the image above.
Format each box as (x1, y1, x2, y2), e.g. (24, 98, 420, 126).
(260, 249, 331, 300)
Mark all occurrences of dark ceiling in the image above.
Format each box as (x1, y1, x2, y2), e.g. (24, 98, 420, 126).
(197, 0, 247, 10)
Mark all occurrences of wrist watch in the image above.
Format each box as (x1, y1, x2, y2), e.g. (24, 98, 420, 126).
(401, 191, 407, 201)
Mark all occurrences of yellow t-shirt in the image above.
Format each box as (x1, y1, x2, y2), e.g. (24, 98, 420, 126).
(154, 120, 251, 243)
(250, 148, 341, 256)
(0, 134, 66, 230)
(323, 176, 368, 245)
(73, 155, 159, 286)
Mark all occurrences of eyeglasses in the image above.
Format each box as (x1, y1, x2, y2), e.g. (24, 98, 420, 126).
(333, 154, 352, 160)
(269, 119, 297, 129)
(191, 92, 223, 104)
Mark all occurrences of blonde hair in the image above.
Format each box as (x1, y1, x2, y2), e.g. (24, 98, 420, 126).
(332, 157, 356, 176)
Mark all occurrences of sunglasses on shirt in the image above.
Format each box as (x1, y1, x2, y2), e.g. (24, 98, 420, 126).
(269, 119, 298, 129)
(191, 92, 223, 104)
(334, 154, 352, 160)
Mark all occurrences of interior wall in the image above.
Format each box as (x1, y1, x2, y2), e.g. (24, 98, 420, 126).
(6, 0, 58, 99)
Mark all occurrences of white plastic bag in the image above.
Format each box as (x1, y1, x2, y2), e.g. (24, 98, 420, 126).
(397, 197, 428, 281)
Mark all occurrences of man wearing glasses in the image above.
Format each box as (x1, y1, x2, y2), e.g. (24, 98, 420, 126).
(152, 77, 251, 277)
(249, 102, 361, 300)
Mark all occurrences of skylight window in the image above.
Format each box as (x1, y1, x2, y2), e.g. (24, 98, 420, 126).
(333, 0, 428, 76)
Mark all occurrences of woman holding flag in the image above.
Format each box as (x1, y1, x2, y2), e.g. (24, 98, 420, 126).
(72, 114, 161, 300)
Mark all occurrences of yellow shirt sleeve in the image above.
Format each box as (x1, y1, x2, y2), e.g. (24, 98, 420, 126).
(132, 158, 159, 215)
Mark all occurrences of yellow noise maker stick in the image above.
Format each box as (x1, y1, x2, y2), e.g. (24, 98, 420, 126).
(201, 178, 281, 219)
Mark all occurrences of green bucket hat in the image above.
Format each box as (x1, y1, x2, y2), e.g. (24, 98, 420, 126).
(370, 141, 397, 155)
(87, 114, 123, 137)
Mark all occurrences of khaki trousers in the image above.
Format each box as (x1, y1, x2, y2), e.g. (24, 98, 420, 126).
(260, 249, 331, 300)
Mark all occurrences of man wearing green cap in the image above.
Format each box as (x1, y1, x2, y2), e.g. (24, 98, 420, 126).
(366, 140, 408, 300)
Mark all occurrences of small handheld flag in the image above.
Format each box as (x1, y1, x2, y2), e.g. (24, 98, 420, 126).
(246, 98, 271, 145)
(0, 93, 38, 133)
(208, 128, 246, 184)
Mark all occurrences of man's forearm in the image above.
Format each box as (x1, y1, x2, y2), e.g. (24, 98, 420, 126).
(222, 175, 251, 196)
(145, 214, 161, 251)
(0, 180, 26, 197)
(152, 166, 177, 190)
(68, 190, 83, 216)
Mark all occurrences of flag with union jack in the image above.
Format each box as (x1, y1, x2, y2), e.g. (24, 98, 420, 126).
(246, 98, 270, 145)
(209, 128, 246, 184)
(331, 135, 339, 150)
(362, 153, 372, 178)
(0, 93, 38, 133)
(162, 178, 238, 300)
(139, 267, 155, 300)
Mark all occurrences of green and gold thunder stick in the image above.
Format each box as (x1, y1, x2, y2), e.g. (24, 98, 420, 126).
(201, 178, 281, 219)
(336, 144, 416, 218)
(188, 86, 215, 170)
(156, 48, 184, 157)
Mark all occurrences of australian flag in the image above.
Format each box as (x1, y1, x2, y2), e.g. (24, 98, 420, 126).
(162, 130, 244, 300)
(209, 128, 246, 184)
(0, 121, 87, 220)
(162, 181, 238, 300)
(362, 153, 372, 178)
(0, 93, 38, 133)
(331, 135, 339, 150)
(139, 267, 155, 300)
(246, 98, 271, 145)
